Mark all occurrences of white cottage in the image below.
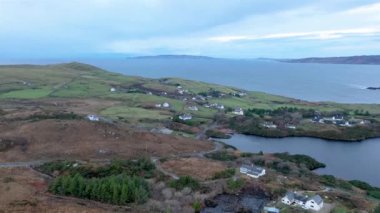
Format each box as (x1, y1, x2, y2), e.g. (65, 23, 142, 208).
(179, 114, 192, 121)
(282, 192, 324, 211)
(240, 164, 266, 178)
(233, 107, 244, 115)
(305, 195, 324, 211)
(188, 106, 198, 111)
(87, 114, 100, 121)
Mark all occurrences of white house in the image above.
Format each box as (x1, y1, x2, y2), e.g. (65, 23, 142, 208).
(305, 195, 324, 211)
(286, 124, 296, 129)
(233, 107, 244, 115)
(179, 114, 192, 121)
(162, 102, 170, 108)
(262, 122, 277, 129)
(110, 87, 116, 92)
(240, 164, 266, 178)
(87, 114, 100, 121)
(282, 192, 324, 211)
(155, 103, 162, 108)
(188, 106, 198, 111)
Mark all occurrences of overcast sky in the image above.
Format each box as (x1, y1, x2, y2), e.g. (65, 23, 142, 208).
(0, 0, 379, 59)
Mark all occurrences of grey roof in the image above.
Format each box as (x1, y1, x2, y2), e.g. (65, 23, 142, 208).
(241, 164, 264, 176)
(284, 192, 295, 201)
(310, 195, 323, 205)
(284, 192, 308, 203)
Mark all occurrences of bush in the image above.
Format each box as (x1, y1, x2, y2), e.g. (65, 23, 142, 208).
(320, 175, 336, 186)
(240, 152, 253, 157)
(212, 168, 235, 180)
(205, 130, 231, 139)
(192, 200, 202, 213)
(38, 158, 156, 178)
(349, 180, 373, 191)
(226, 178, 245, 191)
(49, 174, 150, 204)
(368, 190, 380, 199)
(375, 204, 380, 213)
(169, 176, 200, 190)
(274, 153, 326, 170)
(205, 151, 237, 161)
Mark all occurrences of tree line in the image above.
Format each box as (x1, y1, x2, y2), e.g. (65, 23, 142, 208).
(49, 173, 150, 205)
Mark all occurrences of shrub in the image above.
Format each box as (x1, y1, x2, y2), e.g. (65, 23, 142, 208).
(192, 200, 202, 213)
(226, 178, 245, 191)
(240, 152, 253, 157)
(205, 151, 237, 161)
(375, 204, 380, 213)
(212, 168, 235, 180)
(205, 130, 231, 139)
(274, 153, 325, 170)
(169, 176, 200, 190)
(320, 175, 336, 186)
(349, 180, 373, 191)
(38, 158, 156, 178)
(368, 190, 380, 199)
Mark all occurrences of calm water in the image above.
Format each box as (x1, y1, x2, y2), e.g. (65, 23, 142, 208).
(221, 134, 380, 187)
(80, 58, 380, 104)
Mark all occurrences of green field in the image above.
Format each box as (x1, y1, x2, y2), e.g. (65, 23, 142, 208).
(1, 62, 380, 140)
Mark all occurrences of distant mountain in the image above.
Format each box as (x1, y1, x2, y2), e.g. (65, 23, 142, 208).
(128, 55, 216, 60)
(279, 55, 380, 65)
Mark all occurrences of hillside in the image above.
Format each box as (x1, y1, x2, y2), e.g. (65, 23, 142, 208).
(128, 55, 216, 60)
(279, 55, 380, 65)
(0, 62, 380, 212)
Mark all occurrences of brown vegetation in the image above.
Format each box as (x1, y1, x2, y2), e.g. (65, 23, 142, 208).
(161, 157, 227, 180)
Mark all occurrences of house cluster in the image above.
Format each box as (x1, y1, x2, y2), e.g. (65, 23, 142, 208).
(188, 106, 198, 111)
(312, 114, 368, 127)
(239, 164, 266, 178)
(233, 107, 244, 115)
(179, 113, 192, 121)
(205, 103, 225, 110)
(281, 192, 324, 211)
(176, 86, 189, 95)
(262, 122, 277, 129)
(155, 102, 170, 108)
(232, 91, 247, 97)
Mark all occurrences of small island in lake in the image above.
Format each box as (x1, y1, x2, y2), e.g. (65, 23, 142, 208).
(367, 86, 380, 90)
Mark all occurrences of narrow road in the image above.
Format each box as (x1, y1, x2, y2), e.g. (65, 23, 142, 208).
(195, 121, 218, 140)
(0, 160, 47, 168)
(151, 157, 179, 180)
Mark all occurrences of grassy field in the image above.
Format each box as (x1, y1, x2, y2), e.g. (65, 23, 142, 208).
(1, 62, 380, 137)
(100, 106, 171, 121)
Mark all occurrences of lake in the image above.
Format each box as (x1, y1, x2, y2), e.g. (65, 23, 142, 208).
(220, 134, 380, 187)
(79, 58, 380, 104)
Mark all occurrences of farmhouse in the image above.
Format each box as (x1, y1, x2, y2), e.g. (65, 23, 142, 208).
(179, 113, 192, 121)
(87, 114, 100, 121)
(162, 102, 170, 108)
(110, 87, 116, 92)
(233, 107, 244, 115)
(281, 192, 324, 211)
(262, 122, 277, 129)
(239, 164, 266, 178)
(188, 106, 198, 111)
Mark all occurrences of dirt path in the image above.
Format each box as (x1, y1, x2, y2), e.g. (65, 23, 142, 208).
(0, 160, 47, 168)
(195, 121, 217, 140)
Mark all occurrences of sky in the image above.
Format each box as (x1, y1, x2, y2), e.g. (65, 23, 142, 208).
(0, 0, 379, 59)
